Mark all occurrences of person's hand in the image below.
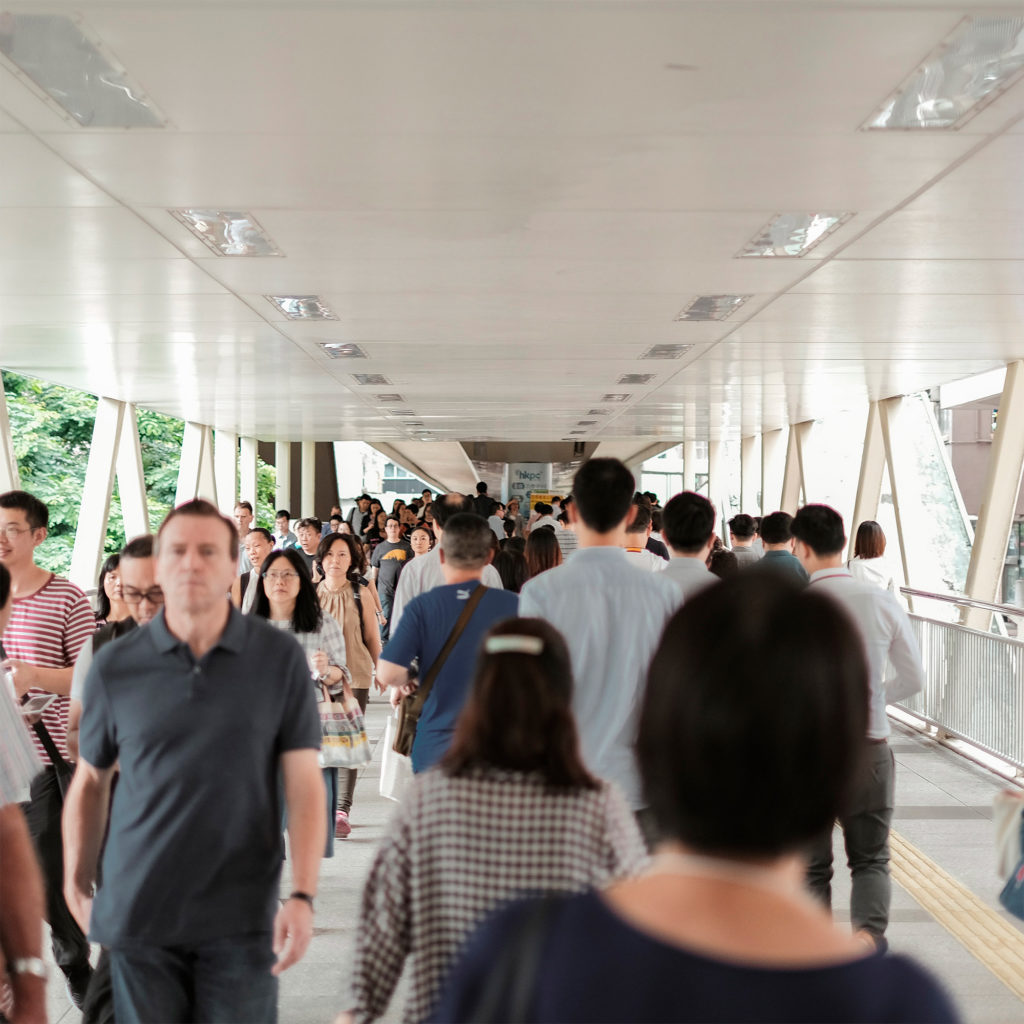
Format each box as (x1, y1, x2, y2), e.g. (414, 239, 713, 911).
(2, 660, 38, 698)
(373, 672, 387, 695)
(388, 686, 402, 708)
(310, 650, 329, 679)
(271, 898, 314, 976)
(64, 878, 94, 934)
(398, 679, 418, 698)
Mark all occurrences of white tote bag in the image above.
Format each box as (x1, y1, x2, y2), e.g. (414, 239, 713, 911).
(379, 706, 413, 802)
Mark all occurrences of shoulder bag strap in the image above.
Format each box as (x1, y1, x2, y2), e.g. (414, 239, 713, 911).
(411, 585, 488, 713)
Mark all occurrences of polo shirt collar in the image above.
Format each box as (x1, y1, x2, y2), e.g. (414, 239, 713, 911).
(809, 567, 852, 583)
(149, 604, 247, 655)
(570, 545, 629, 563)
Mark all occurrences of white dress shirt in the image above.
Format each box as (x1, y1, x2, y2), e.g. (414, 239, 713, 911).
(662, 555, 716, 601)
(808, 568, 925, 740)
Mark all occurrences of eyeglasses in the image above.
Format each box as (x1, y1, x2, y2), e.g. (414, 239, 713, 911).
(263, 571, 300, 581)
(0, 524, 35, 539)
(123, 587, 164, 605)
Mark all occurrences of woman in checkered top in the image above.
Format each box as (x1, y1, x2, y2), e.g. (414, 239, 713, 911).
(343, 618, 647, 1024)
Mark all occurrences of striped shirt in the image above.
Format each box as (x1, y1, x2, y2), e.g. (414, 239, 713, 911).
(2, 574, 95, 764)
(348, 767, 647, 1023)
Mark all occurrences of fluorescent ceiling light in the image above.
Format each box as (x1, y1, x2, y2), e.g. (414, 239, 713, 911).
(317, 342, 365, 359)
(0, 14, 165, 127)
(675, 295, 750, 322)
(618, 373, 655, 385)
(865, 17, 1024, 129)
(389, 409, 415, 417)
(587, 409, 610, 416)
(171, 210, 282, 257)
(641, 344, 692, 360)
(577, 420, 597, 426)
(404, 421, 425, 428)
(352, 373, 390, 386)
(601, 394, 631, 403)
(375, 393, 403, 402)
(738, 213, 850, 258)
(267, 295, 338, 320)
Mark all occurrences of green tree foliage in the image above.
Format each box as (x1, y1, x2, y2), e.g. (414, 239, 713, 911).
(1, 371, 275, 577)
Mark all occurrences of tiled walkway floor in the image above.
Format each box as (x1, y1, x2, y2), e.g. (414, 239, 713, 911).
(40, 699, 1024, 1023)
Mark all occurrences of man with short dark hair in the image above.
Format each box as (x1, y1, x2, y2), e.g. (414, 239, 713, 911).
(320, 504, 343, 538)
(390, 494, 502, 632)
(63, 500, 325, 1023)
(519, 459, 678, 829)
(293, 518, 322, 577)
(622, 505, 666, 572)
(234, 500, 255, 573)
(377, 513, 518, 772)
(273, 510, 298, 550)
(727, 514, 760, 567)
(791, 503, 925, 954)
(661, 491, 717, 600)
(755, 512, 808, 583)
(369, 516, 413, 643)
(346, 495, 373, 536)
(471, 481, 496, 519)
(0, 489, 95, 1006)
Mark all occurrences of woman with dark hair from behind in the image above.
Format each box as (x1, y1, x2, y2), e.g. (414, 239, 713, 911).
(848, 520, 897, 594)
(492, 547, 529, 594)
(339, 618, 646, 1024)
(524, 527, 562, 579)
(433, 575, 958, 1023)
(95, 553, 129, 624)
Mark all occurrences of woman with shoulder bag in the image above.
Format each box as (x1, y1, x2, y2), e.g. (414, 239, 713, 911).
(316, 533, 384, 839)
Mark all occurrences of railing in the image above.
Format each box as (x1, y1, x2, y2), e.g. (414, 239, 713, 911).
(896, 588, 1024, 772)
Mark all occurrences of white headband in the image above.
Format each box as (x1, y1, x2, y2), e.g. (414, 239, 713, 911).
(484, 635, 544, 656)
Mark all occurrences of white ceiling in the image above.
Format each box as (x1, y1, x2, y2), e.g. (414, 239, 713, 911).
(2, 0, 1024, 476)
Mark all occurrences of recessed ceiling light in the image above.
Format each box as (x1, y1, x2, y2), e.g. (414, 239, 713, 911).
(617, 374, 655, 385)
(404, 421, 425, 428)
(318, 342, 365, 359)
(352, 373, 390, 386)
(864, 16, 1024, 129)
(641, 344, 692, 360)
(171, 210, 282, 256)
(569, 430, 587, 435)
(601, 394, 631, 403)
(0, 14, 166, 127)
(587, 409, 610, 416)
(267, 295, 338, 320)
(577, 420, 597, 426)
(675, 295, 750, 321)
(389, 409, 415, 417)
(375, 393, 403, 402)
(738, 213, 851, 258)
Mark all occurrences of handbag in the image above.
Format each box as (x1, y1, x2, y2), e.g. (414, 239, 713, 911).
(995, 790, 1024, 919)
(392, 585, 488, 757)
(32, 719, 74, 799)
(318, 684, 372, 769)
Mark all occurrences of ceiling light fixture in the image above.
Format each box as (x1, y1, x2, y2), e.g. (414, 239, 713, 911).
(738, 213, 851, 258)
(171, 210, 282, 257)
(375, 393, 403, 402)
(641, 344, 692, 359)
(0, 13, 166, 127)
(601, 394, 631, 403)
(318, 342, 365, 359)
(587, 409, 610, 416)
(267, 295, 339, 320)
(617, 373, 655, 385)
(864, 16, 1024, 129)
(352, 373, 390, 386)
(675, 295, 750, 321)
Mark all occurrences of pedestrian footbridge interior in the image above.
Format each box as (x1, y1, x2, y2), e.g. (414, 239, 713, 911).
(4, 3, 1024, 1021)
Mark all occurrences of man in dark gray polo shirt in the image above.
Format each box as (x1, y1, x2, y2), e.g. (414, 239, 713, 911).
(62, 500, 326, 1024)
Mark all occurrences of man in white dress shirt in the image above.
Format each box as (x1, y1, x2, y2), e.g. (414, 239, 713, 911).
(660, 492, 717, 600)
(390, 493, 503, 632)
(791, 503, 926, 955)
(622, 505, 666, 572)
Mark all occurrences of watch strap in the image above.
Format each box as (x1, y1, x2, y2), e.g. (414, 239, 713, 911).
(9, 957, 48, 980)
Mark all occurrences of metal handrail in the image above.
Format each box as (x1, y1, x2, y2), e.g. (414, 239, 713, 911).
(900, 586, 1024, 619)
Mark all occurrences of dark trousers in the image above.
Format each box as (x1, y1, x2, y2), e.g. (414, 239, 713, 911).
(83, 949, 115, 1024)
(22, 766, 92, 976)
(108, 932, 277, 1024)
(806, 740, 895, 943)
(338, 687, 369, 814)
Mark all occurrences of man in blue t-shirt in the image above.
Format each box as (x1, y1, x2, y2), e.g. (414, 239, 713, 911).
(378, 513, 519, 773)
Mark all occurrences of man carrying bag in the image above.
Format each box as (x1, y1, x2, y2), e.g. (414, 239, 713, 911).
(377, 514, 519, 774)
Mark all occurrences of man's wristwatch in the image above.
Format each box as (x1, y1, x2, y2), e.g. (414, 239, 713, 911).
(289, 890, 315, 911)
(9, 957, 48, 980)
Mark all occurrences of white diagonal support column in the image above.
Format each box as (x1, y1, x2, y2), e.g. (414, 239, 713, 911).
(878, 396, 912, 592)
(707, 439, 727, 542)
(0, 377, 20, 492)
(176, 422, 218, 507)
(70, 398, 124, 590)
(780, 422, 812, 514)
(741, 435, 760, 514)
(683, 440, 697, 492)
(848, 402, 885, 561)
(963, 361, 1024, 630)
(301, 440, 317, 517)
(214, 430, 238, 515)
(240, 437, 259, 517)
(275, 441, 292, 512)
(116, 404, 149, 539)
(761, 428, 784, 514)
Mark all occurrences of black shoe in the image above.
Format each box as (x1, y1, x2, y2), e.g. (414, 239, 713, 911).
(63, 963, 93, 1010)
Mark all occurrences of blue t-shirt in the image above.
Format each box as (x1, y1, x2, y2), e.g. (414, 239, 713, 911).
(381, 581, 519, 772)
(432, 890, 959, 1023)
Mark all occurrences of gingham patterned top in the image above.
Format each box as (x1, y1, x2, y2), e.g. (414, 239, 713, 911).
(348, 766, 647, 1024)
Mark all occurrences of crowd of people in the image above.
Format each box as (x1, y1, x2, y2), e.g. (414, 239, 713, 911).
(0, 459, 959, 1023)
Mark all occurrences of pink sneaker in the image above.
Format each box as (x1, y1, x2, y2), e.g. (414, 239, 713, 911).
(335, 810, 351, 839)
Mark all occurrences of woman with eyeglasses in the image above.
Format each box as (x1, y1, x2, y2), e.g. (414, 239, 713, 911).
(252, 547, 350, 858)
(315, 534, 383, 839)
